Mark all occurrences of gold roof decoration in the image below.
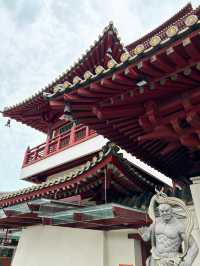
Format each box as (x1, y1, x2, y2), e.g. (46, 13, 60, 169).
(120, 51, 131, 62)
(149, 35, 161, 47)
(185, 14, 198, 27)
(53, 84, 65, 94)
(84, 70, 93, 80)
(63, 81, 72, 89)
(95, 65, 105, 75)
(166, 25, 179, 38)
(107, 58, 117, 69)
(196, 62, 200, 71)
(73, 76, 82, 84)
(133, 44, 145, 55)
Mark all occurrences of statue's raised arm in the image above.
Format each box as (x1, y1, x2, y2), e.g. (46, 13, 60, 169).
(138, 225, 152, 242)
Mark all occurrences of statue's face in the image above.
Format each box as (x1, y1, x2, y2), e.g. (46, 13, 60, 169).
(158, 203, 173, 223)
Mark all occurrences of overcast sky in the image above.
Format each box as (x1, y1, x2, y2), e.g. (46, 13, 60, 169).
(0, 0, 199, 191)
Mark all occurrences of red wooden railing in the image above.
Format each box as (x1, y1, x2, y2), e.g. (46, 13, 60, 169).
(22, 125, 96, 167)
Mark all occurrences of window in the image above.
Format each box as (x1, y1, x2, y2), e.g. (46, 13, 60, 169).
(50, 120, 80, 139)
(59, 120, 80, 134)
(59, 122, 73, 134)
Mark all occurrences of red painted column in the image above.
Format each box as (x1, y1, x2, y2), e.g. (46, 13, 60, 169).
(85, 126, 89, 137)
(56, 134, 61, 151)
(22, 146, 30, 167)
(44, 136, 50, 157)
(69, 126, 76, 144)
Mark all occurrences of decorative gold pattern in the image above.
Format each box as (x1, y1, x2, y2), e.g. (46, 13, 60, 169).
(134, 44, 145, 55)
(73, 76, 82, 84)
(107, 59, 117, 69)
(5, 10, 200, 114)
(149, 35, 161, 47)
(53, 84, 64, 93)
(84, 71, 93, 80)
(120, 52, 130, 62)
(185, 14, 198, 27)
(166, 26, 178, 38)
(196, 63, 200, 71)
(63, 81, 72, 88)
(95, 65, 105, 75)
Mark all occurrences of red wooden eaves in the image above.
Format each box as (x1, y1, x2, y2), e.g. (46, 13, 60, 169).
(0, 155, 113, 207)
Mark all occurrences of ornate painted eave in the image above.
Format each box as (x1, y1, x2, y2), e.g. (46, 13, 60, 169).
(126, 3, 194, 51)
(42, 5, 200, 180)
(44, 7, 200, 99)
(3, 22, 124, 133)
(0, 143, 165, 208)
(3, 4, 200, 133)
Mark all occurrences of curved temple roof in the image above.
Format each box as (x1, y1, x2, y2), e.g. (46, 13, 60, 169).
(0, 143, 166, 208)
(45, 4, 200, 98)
(3, 4, 200, 181)
(3, 23, 125, 133)
(3, 3, 199, 133)
(42, 5, 200, 180)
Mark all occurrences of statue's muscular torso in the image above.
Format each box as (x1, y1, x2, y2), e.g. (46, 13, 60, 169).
(154, 217, 184, 257)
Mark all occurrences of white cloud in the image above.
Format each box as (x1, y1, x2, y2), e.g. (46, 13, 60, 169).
(0, 0, 199, 191)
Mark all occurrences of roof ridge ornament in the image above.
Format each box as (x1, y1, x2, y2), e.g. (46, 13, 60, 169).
(166, 25, 179, 37)
(95, 65, 105, 75)
(120, 51, 131, 62)
(133, 44, 145, 55)
(185, 14, 198, 27)
(84, 70, 93, 80)
(149, 35, 161, 47)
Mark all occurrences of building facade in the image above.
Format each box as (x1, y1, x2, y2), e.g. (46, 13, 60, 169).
(1, 3, 200, 266)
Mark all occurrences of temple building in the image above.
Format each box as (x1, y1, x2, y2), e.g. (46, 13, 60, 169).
(1, 3, 200, 266)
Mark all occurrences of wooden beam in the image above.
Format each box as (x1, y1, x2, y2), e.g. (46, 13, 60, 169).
(92, 105, 143, 120)
(112, 73, 135, 87)
(64, 93, 97, 103)
(137, 61, 163, 78)
(166, 47, 187, 67)
(124, 66, 138, 80)
(101, 78, 132, 91)
(150, 55, 174, 73)
(49, 100, 64, 111)
(128, 233, 143, 241)
(182, 38, 200, 60)
(77, 88, 106, 98)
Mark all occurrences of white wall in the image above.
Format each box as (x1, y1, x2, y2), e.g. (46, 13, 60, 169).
(12, 226, 142, 266)
(12, 209, 199, 266)
(12, 226, 104, 266)
(20, 135, 107, 180)
(105, 229, 142, 266)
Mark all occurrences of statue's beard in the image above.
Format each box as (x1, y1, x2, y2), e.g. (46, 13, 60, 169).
(161, 214, 172, 223)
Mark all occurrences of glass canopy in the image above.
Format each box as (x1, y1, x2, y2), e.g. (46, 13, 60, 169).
(0, 198, 146, 229)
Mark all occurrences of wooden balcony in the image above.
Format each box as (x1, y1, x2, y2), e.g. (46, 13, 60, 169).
(22, 125, 96, 168)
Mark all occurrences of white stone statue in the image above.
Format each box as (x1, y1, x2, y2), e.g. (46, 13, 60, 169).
(138, 191, 199, 266)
